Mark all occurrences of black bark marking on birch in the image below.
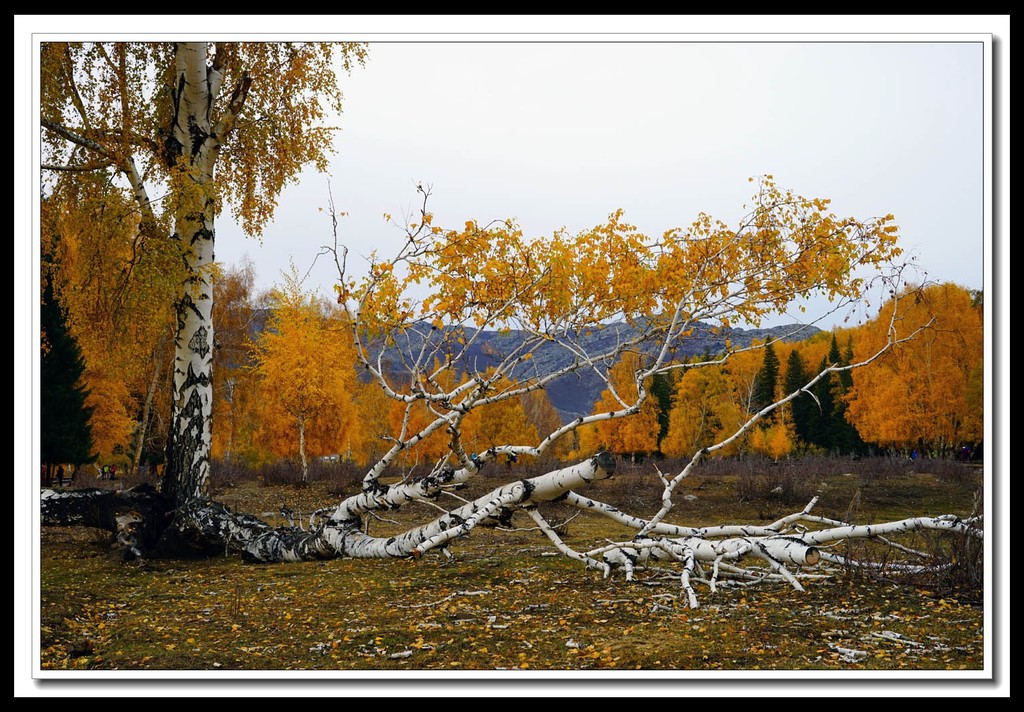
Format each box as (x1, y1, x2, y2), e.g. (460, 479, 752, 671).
(187, 116, 208, 158)
(171, 281, 187, 332)
(205, 78, 216, 132)
(177, 292, 205, 322)
(189, 225, 213, 247)
(446, 514, 466, 529)
(176, 241, 192, 273)
(775, 535, 808, 545)
(182, 362, 211, 390)
(164, 73, 186, 167)
(755, 541, 784, 567)
(188, 325, 211, 359)
(329, 515, 359, 530)
(518, 480, 535, 502)
(164, 387, 208, 504)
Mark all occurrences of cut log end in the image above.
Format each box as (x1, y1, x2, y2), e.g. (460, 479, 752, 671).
(593, 451, 616, 476)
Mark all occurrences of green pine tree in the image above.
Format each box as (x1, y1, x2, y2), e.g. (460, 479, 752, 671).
(783, 349, 815, 448)
(751, 342, 780, 420)
(807, 333, 865, 454)
(838, 335, 855, 391)
(649, 371, 675, 452)
(809, 352, 836, 451)
(831, 334, 865, 454)
(40, 274, 95, 479)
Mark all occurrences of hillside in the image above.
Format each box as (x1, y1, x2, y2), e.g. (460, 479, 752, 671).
(372, 320, 821, 423)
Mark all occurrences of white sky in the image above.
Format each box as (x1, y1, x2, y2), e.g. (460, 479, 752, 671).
(15, 15, 1010, 698)
(214, 37, 987, 330)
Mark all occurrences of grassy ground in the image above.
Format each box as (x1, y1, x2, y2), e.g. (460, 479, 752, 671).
(38, 456, 985, 675)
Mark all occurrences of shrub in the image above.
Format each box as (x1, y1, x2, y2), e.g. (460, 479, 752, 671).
(735, 457, 816, 505)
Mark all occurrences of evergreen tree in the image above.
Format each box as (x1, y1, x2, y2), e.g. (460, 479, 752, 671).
(830, 334, 865, 454)
(783, 349, 815, 447)
(751, 342, 780, 420)
(40, 274, 95, 479)
(838, 335, 855, 391)
(649, 371, 675, 451)
(809, 353, 836, 451)
(808, 333, 864, 454)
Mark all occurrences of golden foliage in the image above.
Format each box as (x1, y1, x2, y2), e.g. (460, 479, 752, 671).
(662, 365, 734, 458)
(581, 352, 661, 457)
(248, 269, 360, 463)
(81, 370, 135, 461)
(460, 374, 540, 455)
(210, 260, 261, 463)
(41, 42, 367, 470)
(41, 175, 179, 461)
(41, 42, 367, 236)
(846, 283, 984, 451)
(352, 176, 902, 340)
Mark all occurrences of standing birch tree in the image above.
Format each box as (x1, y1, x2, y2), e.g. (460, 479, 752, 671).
(40, 41, 367, 504)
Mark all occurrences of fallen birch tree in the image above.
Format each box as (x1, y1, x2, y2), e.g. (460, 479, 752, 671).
(41, 179, 983, 608)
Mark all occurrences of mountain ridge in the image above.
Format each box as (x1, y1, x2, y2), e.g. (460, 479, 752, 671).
(370, 319, 822, 423)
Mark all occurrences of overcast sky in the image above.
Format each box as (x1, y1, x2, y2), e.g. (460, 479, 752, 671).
(20, 17, 997, 332)
(205, 35, 989, 330)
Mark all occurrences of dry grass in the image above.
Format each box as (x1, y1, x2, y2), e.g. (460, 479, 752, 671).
(39, 457, 985, 675)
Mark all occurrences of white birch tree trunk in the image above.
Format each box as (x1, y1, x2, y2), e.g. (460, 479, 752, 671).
(160, 42, 223, 505)
(160, 453, 618, 563)
(298, 414, 309, 484)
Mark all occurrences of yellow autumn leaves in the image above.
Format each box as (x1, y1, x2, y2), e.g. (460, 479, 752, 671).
(351, 176, 902, 343)
(245, 267, 361, 470)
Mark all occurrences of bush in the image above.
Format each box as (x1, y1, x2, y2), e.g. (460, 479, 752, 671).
(209, 458, 259, 491)
(734, 457, 816, 504)
(310, 459, 364, 496)
(834, 485, 984, 604)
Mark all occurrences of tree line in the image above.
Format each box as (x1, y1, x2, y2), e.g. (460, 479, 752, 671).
(42, 231, 983, 478)
(576, 282, 983, 462)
